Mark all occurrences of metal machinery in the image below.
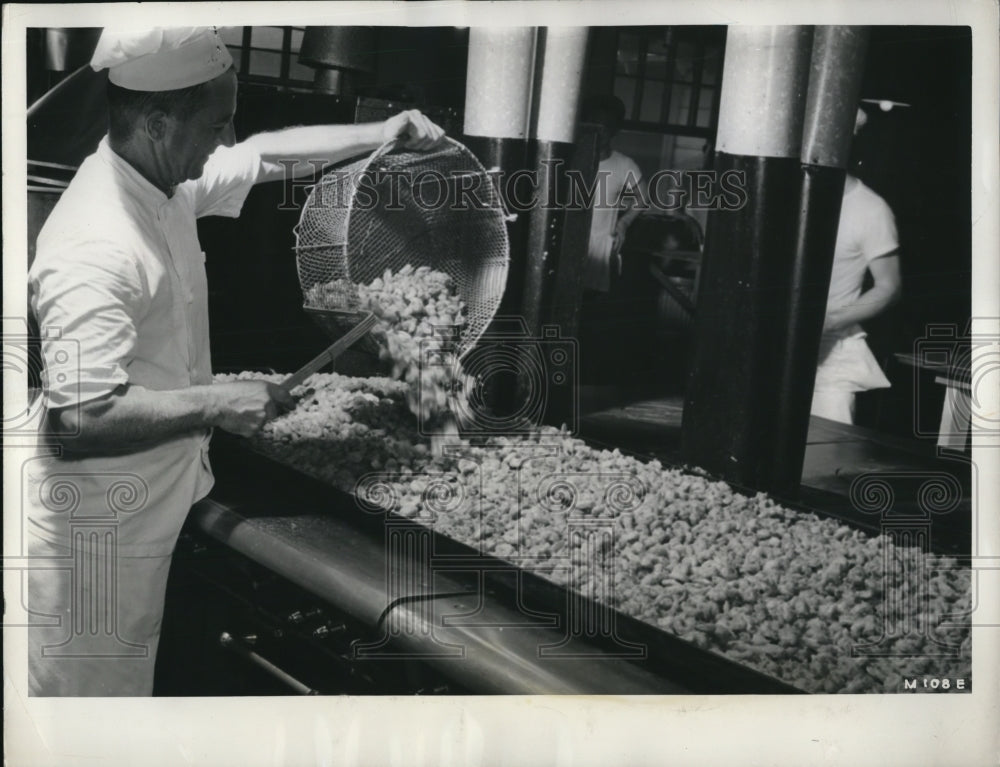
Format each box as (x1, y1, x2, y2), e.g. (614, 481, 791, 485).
(155, 435, 799, 696)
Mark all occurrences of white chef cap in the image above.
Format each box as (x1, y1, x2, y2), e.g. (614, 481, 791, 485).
(91, 27, 233, 92)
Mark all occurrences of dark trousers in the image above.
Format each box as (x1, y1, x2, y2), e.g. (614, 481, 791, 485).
(579, 256, 656, 386)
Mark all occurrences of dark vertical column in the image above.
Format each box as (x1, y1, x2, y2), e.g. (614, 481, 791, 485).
(522, 28, 590, 337)
(547, 128, 600, 347)
(461, 29, 536, 422)
(461, 27, 536, 321)
(461, 135, 531, 317)
(523, 140, 571, 336)
(682, 26, 814, 491)
(770, 26, 870, 494)
(522, 28, 589, 428)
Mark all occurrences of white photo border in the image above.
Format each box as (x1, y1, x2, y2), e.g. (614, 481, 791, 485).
(4, 2, 998, 766)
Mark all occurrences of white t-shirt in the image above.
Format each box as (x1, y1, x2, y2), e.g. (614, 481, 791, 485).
(827, 177, 899, 317)
(584, 149, 643, 292)
(26, 137, 261, 556)
(813, 177, 898, 398)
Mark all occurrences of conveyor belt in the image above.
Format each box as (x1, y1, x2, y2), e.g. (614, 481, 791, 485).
(196, 436, 803, 694)
(193, 497, 682, 694)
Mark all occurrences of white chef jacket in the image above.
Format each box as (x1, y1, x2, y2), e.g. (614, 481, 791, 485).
(26, 136, 261, 557)
(584, 150, 643, 292)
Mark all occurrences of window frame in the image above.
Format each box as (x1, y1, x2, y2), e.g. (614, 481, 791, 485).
(612, 26, 726, 139)
(225, 26, 314, 91)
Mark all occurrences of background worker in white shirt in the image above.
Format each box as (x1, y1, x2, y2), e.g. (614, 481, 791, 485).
(579, 95, 647, 384)
(26, 26, 445, 696)
(581, 95, 645, 293)
(810, 107, 902, 425)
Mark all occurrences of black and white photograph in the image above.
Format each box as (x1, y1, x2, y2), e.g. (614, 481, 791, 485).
(4, 2, 998, 765)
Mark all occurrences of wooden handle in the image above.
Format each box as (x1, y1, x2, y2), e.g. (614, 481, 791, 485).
(280, 312, 378, 393)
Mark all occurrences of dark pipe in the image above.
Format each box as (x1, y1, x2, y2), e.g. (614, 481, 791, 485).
(460, 135, 530, 320)
(682, 26, 814, 491)
(682, 154, 803, 484)
(770, 26, 870, 495)
(522, 139, 576, 336)
(546, 126, 601, 351)
(521, 139, 578, 428)
(460, 135, 531, 421)
(768, 165, 846, 494)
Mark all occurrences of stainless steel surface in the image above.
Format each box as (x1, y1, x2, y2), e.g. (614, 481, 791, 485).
(299, 27, 376, 73)
(219, 632, 318, 695)
(194, 498, 399, 628)
(387, 591, 682, 695)
(715, 26, 813, 158)
(801, 26, 870, 168)
(191, 496, 684, 694)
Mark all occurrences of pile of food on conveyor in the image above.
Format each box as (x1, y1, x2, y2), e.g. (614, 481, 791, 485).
(305, 264, 466, 424)
(216, 266, 972, 694)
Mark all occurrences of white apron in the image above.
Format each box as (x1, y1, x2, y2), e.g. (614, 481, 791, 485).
(811, 329, 891, 423)
(26, 137, 260, 695)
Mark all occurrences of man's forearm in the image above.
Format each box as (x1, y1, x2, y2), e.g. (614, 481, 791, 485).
(826, 283, 900, 332)
(825, 253, 902, 333)
(51, 384, 217, 453)
(247, 123, 387, 182)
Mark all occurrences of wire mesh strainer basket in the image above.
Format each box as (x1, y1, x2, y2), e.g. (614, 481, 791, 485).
(294, 136, 510, 361)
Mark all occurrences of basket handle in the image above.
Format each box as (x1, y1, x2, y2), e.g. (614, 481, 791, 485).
(367, 134, 463, 164)
(370, 135, 518, 224)
(368, 137, 401, 163)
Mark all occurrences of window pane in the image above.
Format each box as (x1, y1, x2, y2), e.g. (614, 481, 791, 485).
(218, 26, 244, 46)
(249, 50, 283, 78)
(640, 80, 664, 123)
(616, 32, 642, 76)
(674, 134, 704, 150)
(702, 44, 723, 85)
(613, 77, 637, 119)
(288, 59, 314, 82)
(227, 47, 242, 72)
(668, 84, 691, 124)
(673, 40, 696, 82)
(696, 86, 716, 127)
(698, 87, 714, 112)
(645, 34, 668, 80)
(251, 26, 285, 50)
(290, 28, 304, 51)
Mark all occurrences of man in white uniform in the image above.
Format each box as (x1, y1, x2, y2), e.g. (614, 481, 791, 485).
(810, 171, 902, 424)
(579, 96, 646, 383)
(582, 96, 645, 293)
(26, 27, 445, 696)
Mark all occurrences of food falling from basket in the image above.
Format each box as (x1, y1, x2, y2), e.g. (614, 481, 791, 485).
(293, 137, 510, 434)
(306, 264, 471, 429)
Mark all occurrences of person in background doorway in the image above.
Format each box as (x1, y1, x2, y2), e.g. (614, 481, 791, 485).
(579, 95, 648, 384)
(810, 107, 902, 424)
(582, 95, 645, 293)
